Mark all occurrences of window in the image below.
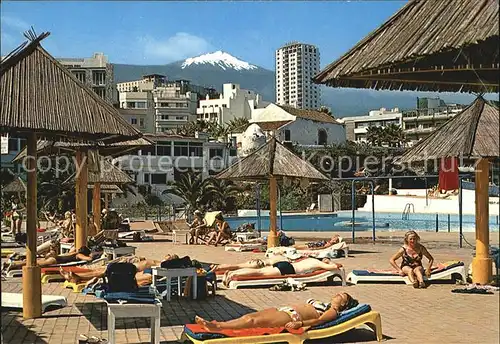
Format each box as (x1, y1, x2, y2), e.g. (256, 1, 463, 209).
(175, 116, 185, 120)
(141, 146, 155, 155)
(222, 104, 227, 108)
(73, 71, 86, 83)
(229, 148, 237, 156)
(8, 138, 18, 152)
(151, 173, 167, 185)
(156, 141, 171, 156)
(139, 118, 145, 128)
(318, 129, 328, 145)
(131, 118, 137, 125)
(144, 174, 150, 183)
(188, 143, 203, 157)
(93, 87, 106, 99)
(136, 102, 146, 109)
(174, 142, 189, 156)
(284, 129, 291, 141)
(92, 71, 106, 86)
(209, 148, 223, 159)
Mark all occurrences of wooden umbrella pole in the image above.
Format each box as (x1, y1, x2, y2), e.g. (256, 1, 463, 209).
(22, 132, 42, 319)
(472, 158, 492, 284)
(92, 183, 101, 233)
(75, 150, 88, 250)
(267, 175, 279, 248)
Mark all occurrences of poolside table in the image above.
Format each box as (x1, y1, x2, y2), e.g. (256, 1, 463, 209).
(103, 246, 136, 260)
(151, 267, 197, 301)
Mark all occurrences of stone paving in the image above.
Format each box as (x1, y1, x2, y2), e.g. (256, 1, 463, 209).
(1, 229, 499, 344)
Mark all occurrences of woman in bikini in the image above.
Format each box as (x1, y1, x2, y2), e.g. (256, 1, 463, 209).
(195, 292, 358, 331)
(389, 230, 434, 288)
(206, 214, 231, 246)
(222, 257, 341, 286)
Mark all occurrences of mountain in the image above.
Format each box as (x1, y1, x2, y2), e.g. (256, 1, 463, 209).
(113, 51, 493, 117)
(113, 51, 276, 101)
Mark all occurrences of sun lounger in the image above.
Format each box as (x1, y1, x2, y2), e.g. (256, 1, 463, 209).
(224, 243, 266, 252)
(1, 249, 15, 258)
(347, 261, 467, 285)
(180, 303, 383, 343)
(63, 280, 87, 293)
(2, 292, 67, 312)
(295, 242, 349, 259)
(226, 267, 346, 289)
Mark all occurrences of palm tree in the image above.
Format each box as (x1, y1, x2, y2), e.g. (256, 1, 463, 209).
(203, 178, 241, 212)
(366, 126, 383, 146)
(227, 117, 250, 133)
(162, 173, 210, 215)
(318, 106, 334, 118)
(384, 124, 406, 147)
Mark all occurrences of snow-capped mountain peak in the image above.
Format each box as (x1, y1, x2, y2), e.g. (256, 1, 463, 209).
(181, 51, 257, 71)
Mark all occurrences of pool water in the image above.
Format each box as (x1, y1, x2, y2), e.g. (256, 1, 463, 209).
(225, 211, 500, 233)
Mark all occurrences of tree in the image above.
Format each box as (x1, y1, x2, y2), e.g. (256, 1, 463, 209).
(384, 124, 406, 148)
(162, 173, 209, 215)
(226, 117, 250, 133)
(203, 178, 241, 213)
(318, 106, 334, 118)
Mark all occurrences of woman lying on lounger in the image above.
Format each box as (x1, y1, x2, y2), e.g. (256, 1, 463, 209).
(3, 246, 95, 272)
(196, 292, 358, 331)
(211, 255, 291, 272)
(222, 257, 341, 286)
(389, 230, 434, 289)
(59, 254, 179, 287)
(293, 235, 341, 250)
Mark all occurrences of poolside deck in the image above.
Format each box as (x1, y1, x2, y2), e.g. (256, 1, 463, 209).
(1, 228, 498, 343)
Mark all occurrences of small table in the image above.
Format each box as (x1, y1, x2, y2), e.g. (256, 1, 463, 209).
(236, 232, 260, 242)
(103, 246, 136, 260)
(107, 301, 161, 344)
(172, 230, 190, 245)
(151, 267, 197, 301)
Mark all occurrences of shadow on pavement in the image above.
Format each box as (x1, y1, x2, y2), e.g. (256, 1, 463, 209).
(1, 312, 49, 343)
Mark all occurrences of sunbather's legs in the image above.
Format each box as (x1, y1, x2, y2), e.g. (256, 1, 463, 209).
(206, 232, 217, 245)
(195, 308, 291, 330)
(5, 257, 58, 271)
(226, 267, 280, 284)
(136, 271, 152, 286)
(413, 266, 426, 286)
(401, 266, 416, 283)
(60, 266, 107, 283)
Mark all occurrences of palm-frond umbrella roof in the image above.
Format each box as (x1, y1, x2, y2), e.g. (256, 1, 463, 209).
(0, 31, 142, 144)
(12, 137, 153, 162)
(2, 177, 26, 193)
(314, 0, 499, 93)
(64, 159, 134, 185)
(88, 184, 123, 194)
(398, 97, 499, 163)
(216, 137, 328, 182)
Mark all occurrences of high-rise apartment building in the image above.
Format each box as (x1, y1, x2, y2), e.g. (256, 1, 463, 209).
(275, 42, 320, 110)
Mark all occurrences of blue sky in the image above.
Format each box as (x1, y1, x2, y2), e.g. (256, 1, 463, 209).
(1, 1, 407, 69)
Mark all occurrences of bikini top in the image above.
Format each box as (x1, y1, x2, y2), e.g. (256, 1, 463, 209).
(306, 299, 331, 315)
(402, 246, 423, 266)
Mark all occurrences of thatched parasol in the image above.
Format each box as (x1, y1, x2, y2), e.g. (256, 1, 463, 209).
(314, 0, 499, 93)
(0, 30, 143, 319)
(315, 0, 499, 284)
(2, 177, 27, 193)
(217, 137, 328, 247)
(88, 184, 123, 194)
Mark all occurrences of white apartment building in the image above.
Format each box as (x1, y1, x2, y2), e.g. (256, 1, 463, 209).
(117, 76, 200, 133)
(275, 42, 320, 110)
(231, 103, 345, 148)
(341, 108, 403, 142)
(196, 83, 269, 125)
(113, 133, 238, 199)
(58, 53, 116, 104)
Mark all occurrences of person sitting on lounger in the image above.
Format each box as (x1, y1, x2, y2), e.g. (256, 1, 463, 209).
(59, 254, 180, 287)
(195, 292, 358, 331)
(206, 214, 231, 247)
(188, 210, 208, 245)
(294, 235, 341, 250)
(222, 257, 341, 286)
(389, 230, 434, 289)
(3, 246, 94, 272)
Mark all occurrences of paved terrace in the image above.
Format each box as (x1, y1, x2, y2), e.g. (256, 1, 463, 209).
(1, 229, 499, 344)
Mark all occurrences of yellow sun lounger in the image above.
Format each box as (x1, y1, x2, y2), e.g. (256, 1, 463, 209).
(181, 305, 383, 344)
(1, 249, 15, 258)
(63, 280, 86, 293)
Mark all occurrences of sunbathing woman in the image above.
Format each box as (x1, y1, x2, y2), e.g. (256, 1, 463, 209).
(389, 230, 434, 288)
(206, 214, 231, 246)
(294, 235, 341, 250)
(3, 246, 94, 272)
(188, 210, 208, 245)
(211, 255, 291, 273)
(59, 254, 179, 287)
(222, 257, 341, 286)
(196, 292, 358, 331)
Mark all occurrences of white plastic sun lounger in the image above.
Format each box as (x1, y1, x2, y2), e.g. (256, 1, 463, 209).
(226, 268, 346, 289)
(347, 261, 467, 285)
(1, 292, 67, 312)
(224, 242, 266, 252)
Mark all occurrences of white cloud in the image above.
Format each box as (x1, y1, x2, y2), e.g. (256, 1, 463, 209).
(140, 32, 212, 63)
(1, 15, 30, 31)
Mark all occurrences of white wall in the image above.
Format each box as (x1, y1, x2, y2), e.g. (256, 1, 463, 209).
(274, 119, 346, 146)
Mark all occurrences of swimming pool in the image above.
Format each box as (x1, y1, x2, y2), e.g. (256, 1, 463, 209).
(225, 211, 500, 233)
